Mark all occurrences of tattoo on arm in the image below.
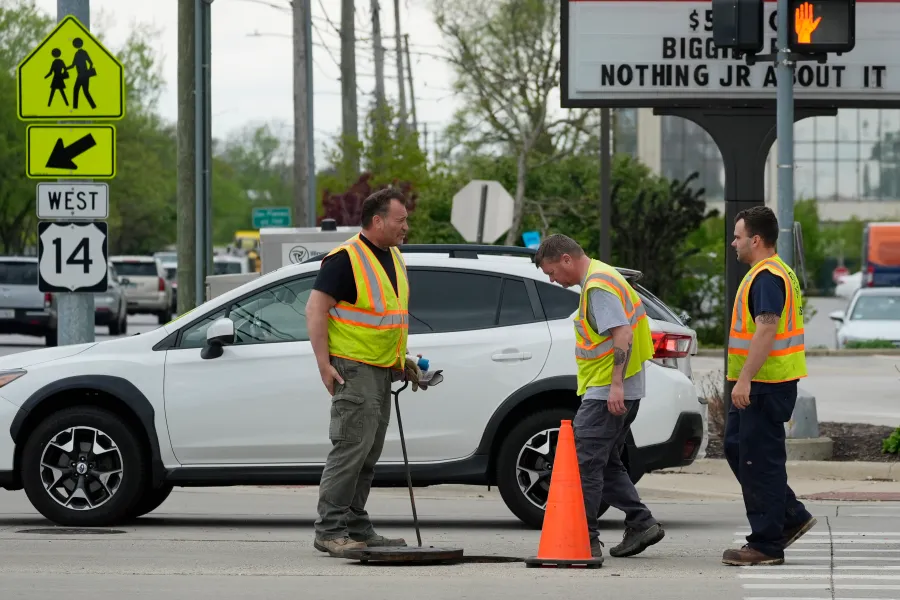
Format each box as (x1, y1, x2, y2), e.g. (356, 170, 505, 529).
(613, 347, 627, 365)
(758, 312, 779, 325)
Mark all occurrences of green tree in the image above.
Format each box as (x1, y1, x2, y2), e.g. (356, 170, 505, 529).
(433, 0, 593, 245)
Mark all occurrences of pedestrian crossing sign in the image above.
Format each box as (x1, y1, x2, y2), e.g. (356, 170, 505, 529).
(16, 15, 125, 121)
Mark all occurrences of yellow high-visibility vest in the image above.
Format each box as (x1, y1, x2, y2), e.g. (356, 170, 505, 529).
(326, 234, 409, 369)
(726, 254, 807, 383)
(574, 259, 655, 396)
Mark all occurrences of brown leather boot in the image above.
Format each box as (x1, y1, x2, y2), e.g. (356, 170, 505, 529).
(722, 544, 784, 566)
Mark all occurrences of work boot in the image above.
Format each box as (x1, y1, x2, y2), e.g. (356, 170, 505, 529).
(351, 533, 408, 547)
(313, 535, 367, 557)
(722, 544, 784, 566)
(783, 516, 817, 548)
(609, 523, 666, 557)
(590, 538, 605, 564)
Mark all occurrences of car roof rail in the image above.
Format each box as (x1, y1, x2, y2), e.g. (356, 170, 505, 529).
(300, 242, 644, 280)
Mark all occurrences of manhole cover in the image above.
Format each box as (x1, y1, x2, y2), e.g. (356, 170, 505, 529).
(17, 528, 126, 535)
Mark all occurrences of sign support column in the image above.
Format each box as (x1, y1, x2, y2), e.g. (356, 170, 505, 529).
(776, 0, 795, 267)
(56, 0, 94, 346)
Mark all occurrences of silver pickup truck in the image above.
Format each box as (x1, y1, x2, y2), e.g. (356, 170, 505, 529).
(0, 256, 57, 346)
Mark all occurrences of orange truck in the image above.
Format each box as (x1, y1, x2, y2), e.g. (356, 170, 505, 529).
(862, 222, 900, 288)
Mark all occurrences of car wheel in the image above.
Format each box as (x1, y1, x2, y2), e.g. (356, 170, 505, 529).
(21, 406, 148, 527)
(45, 329, 57, 347)
(129, 483, 174, 519)
(157, 309, 171, 325)
(495, 407, 641, 529)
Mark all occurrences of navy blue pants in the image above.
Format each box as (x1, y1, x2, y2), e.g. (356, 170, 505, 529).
(723, 387, 814, 558)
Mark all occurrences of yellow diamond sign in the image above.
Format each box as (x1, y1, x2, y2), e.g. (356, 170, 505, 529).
(17, 15, 125, 121)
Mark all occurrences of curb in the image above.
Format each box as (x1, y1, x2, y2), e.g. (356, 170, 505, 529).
(695, 348, 900, 357)
(659, 458, 900, 481)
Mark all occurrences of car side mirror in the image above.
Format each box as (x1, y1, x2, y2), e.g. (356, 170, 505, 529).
(201, 317, 235, 360)
(120, 277, 130, 285)
(829, 310, 844, 323)
(678, 310, 692, 325)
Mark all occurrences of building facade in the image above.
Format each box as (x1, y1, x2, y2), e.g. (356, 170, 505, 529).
(621, 108, 900, 222)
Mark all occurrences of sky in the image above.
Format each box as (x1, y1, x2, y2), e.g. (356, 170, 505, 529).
(31, 0, 462, 167)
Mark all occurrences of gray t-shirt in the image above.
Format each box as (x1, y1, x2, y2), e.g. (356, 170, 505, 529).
(582, 288, 646, 401)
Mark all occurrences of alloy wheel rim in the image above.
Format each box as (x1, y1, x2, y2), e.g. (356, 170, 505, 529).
(515, 427, 559, 510)
(39, 426, 124, 510)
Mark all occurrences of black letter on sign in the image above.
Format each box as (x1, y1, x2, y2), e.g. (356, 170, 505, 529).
(662, 37, 676, 59)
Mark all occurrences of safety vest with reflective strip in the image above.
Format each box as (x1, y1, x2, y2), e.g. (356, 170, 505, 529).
(574, 259, 655, 396)
(325, 234, 409, 369)
(726, 254, 807, 383)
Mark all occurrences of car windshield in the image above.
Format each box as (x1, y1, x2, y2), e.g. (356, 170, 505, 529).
(214, 262, 242, 274)
(113, 261, 158, 277)
(165, 267, 177, 280)
(0, 261, 38, 285)
(850, 294, 900, 320)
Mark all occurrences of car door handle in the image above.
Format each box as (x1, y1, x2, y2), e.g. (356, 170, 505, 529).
(492, 351, 532, 361)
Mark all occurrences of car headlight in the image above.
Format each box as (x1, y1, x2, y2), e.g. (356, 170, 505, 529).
(0, 369, 26, 389)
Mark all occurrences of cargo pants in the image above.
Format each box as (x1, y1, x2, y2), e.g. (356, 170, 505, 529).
(573, 397, 659, 543)
(723, 387, 814, 558)
(314, 356, 394, 541)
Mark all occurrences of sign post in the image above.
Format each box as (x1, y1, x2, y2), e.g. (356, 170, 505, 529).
(17, 0, 124, 345)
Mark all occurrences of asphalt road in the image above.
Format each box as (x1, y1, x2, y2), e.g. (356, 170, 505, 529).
(0, 314, 162, 358)
(1, 484, 900, 599)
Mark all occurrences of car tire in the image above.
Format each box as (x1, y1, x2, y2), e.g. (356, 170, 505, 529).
(20, 406, 148, 527)
(496, 407, 644, 529)
(45, 329, 57, 347)
(157, 309, 171, 325)
(495, 408, 576, 529)
(129, 483, 174, 519)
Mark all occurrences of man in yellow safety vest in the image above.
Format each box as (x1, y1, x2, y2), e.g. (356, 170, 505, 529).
(722, 206, 817, 567)
(534, 234, 665, 565)
(306, 187, 419, 557)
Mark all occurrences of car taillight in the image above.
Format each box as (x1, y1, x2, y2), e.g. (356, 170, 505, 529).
(158, 277, 165, 291)
(44, 292, 52, 308)
(651, 332, 692, 359)
(866, 265, 874, 287)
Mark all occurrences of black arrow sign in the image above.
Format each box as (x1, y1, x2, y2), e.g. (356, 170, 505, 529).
(45, 133, 97, 170)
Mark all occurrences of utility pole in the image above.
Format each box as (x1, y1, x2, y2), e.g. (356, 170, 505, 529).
(392, 0, 407, 130)
(194, 0, 213, 306)
(776, 0, 795, 266)
(371, 0, 386, 111)
(177, 0, 197, 314)
(55, 0, 94, 346)
(404, 34, 417, 132)
(340, 0, 359, 173)
(599, 108, 611, 262)
(292, 0, 311, 227)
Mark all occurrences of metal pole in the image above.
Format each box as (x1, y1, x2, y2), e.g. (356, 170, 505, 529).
(194, 0, 205, 306)
(599, 108, 611, 262)
(305, 0, 316, 227)
(476, 184, 488, 244)
(776, 0, 795, 267)
(203, 1, 213, 282)
(56, 0, 94, 346)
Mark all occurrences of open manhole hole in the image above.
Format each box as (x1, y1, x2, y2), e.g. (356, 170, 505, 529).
(17, 528, 126, 535)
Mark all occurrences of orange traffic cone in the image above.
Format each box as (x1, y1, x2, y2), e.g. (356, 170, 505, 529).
(524, 419, 603, 569)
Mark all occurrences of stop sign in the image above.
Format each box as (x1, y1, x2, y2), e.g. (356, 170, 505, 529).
(833, 265, 849, 283)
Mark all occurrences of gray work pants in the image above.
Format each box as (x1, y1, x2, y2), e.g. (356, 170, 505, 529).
(573, 397, 658, 542)
(315, 356, 393, 540)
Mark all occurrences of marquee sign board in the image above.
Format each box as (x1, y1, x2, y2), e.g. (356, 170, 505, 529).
(561, 0, 899, 109)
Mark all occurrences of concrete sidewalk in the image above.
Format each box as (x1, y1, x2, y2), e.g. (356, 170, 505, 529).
(640, 458, 900, 502)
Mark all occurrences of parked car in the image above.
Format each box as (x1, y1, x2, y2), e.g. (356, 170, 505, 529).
(110, 255, 173, 324)
(0, 256, 57, 346)
(0, 245, 704, 528)
(829, 286, 900, 349)
(93, 263, 129, 336)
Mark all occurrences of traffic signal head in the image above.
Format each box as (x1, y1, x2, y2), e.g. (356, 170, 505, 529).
(712, 0, 764, 53)
(788, 0, 855, 53)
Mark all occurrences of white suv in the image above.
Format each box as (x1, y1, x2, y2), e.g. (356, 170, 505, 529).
(0, 245, 705, 529)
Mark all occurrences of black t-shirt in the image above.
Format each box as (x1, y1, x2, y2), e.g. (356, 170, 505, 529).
(312, 234, 398, 305)
(747, 270, 797, 396)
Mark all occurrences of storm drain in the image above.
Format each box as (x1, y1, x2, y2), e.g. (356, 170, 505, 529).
(17, 528, 126, 535)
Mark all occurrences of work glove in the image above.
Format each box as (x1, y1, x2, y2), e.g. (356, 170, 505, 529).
(404, 356, 423, 390)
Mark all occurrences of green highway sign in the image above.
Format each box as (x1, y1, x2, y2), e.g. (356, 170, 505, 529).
(252, 206, 292, 228)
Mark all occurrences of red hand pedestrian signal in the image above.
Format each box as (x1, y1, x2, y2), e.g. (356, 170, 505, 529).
(794, 1, 822, 44)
